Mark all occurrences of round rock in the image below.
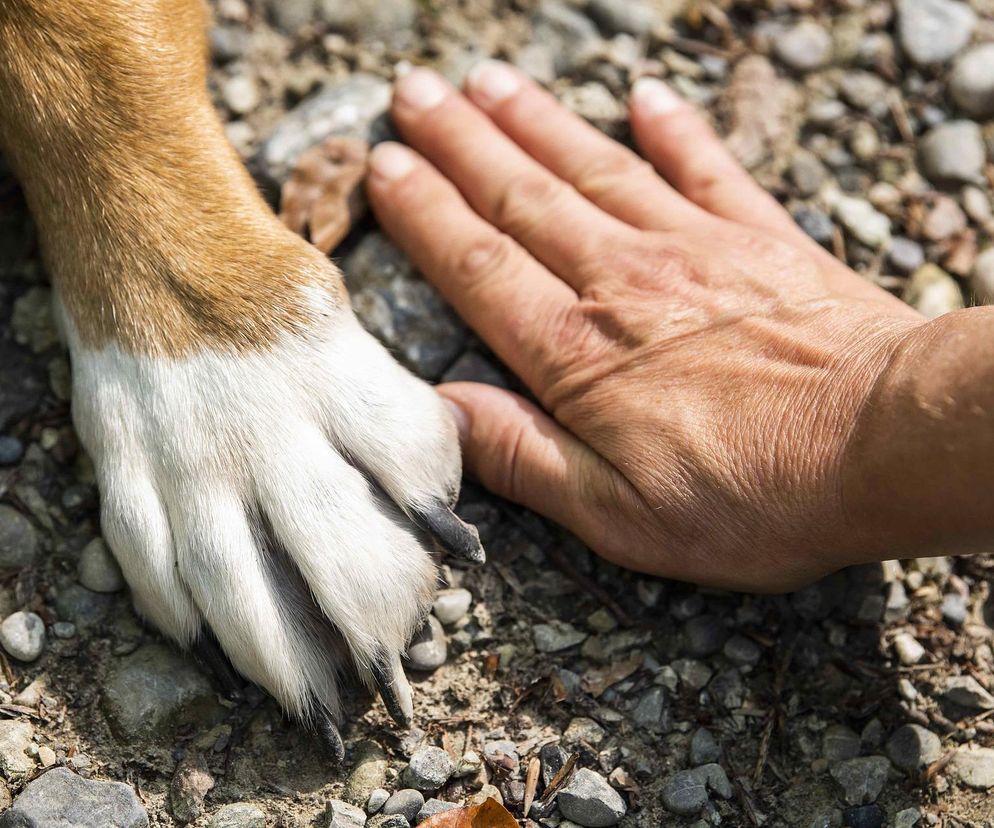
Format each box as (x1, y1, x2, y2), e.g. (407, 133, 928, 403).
(829, 756, 892, 806)
(0, 611, 45, 662)
(366, 788, 389, 814)
(918, 121, 986, 185)
(432, 588, 472, 626)
(950, 44, 994, 119)
(382, 788, 423, 822)
(689, 728, 720, 766)
(773, 20, 832, 72)
(0, 505, 38, 569)
(0, 767, 148, 828)
(661, 769, 708, 816)
(402, 746, 455, 792)
(0, 437, 24, 466)
(558, 768, 627, 827)
(78, 538, 126, 593)
(405, 615, 447, 672)
(897, 0, 975, 66)
(886, 724, 942, 771)
(972, 247, 994, 305)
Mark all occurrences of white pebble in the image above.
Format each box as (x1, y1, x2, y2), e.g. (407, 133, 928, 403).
(78, 538, 125, 593)
(0, 611, 46, 662)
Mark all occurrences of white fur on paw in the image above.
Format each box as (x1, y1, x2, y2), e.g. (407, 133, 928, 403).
(57, 292, 466, 724)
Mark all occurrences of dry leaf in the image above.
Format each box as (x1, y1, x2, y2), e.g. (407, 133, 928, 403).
(523, 756, 541, 817)
(279, 135, 369, 254)
(581, 654, 644, 698)
(419, 797, 518, 828)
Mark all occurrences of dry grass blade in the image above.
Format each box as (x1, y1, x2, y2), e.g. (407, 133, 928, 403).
(538, 752, 579, 805)
(523, 756, 541, 817)
(418, 797, 518, 828)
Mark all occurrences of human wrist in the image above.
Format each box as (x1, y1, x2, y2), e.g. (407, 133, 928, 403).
(841, 308, 994, 562)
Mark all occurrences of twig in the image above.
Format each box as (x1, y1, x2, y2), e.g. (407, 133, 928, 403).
(538, 752, 578, 806)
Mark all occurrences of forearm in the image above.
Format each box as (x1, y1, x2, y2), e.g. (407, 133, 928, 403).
(844, 306, 994, 559)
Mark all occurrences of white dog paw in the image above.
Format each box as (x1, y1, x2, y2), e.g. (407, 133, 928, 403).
(61, 302, 482, 757)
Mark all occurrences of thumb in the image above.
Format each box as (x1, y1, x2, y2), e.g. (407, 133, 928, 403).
(437, 382, 623, 549)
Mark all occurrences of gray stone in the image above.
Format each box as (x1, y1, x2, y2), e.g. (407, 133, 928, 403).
(101, 644, 222, 741)
(941, 592, 969, 626)
(672, 658, 712, 691)
(405, 614, 448, 672)
(886, 724, 942, 771)
(0, 612, 44, 662)
(253, 74, 392, 191)
(950, 45, 994, 119)
(558, 768, 626, 827)
(534, 621, 587, 653)
(326, 799, 367, 828)
(972, 247, 994, 305)
(793, 208, 834, 246)
(0, 721, 34, 779)
(222, 74, 259, 116)
(0, 767, 148, 828)
(382, 789, 423, 822)
(586, 0, 659, 36)
(682, 614, 727, 657)
(0, 506, 38, 569)
(532, 1, 601, 74)
(919, 121, 987, 185)
(483, 739, 519, 763)
(209, 803, 267, 828)
(838, 71, 888, 112)
(942, 675, 994, 711)
(344, 234, 468, 381)
(403, 746, 455, 792)
(417, 799, 459, 823)
(922, 196, 967, 242)
(432, 589, 472, 626)
(903, 265, 964, 320)
(822, 725, 861, 763)
(948, 747, 994, 789)
(0, 437, 24, 466)
(723, 634, 761, 667)
(344, 742, 389, 806)
(661, 769, 707, 816)
(888, 237, 925, 274)
(832, 195, 891, 249)
(897, 0, 975, 66)
(54, 583, 113, 631)
(708, 668, 745, 710)
(893, 633, 925, 666)
(774, 20, 832, 72)
(829, 756, 891, 806)
(693, 764, 732, 800)
(315, 0, 417, 41)
(78, 538, 126, 593)
(689, 728, 720, 766)
(894, 808, 922, 828)
(366, 789, 389, 815)
(540, 743, 569, 787)
(563, 717, 605, 751)
(630, 686, 671, 733)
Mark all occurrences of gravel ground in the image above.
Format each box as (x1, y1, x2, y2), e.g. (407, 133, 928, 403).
(2, 0, 994, 826)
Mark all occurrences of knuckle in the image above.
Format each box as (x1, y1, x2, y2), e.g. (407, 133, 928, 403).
(454, 232, 518, 283)
(574, 151, 652, 201)
(491, 172, 564, 237)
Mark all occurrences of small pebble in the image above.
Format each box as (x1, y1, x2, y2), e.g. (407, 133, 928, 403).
(0, 611, 45, 662)
(830, 756, 891, 806)
(366, 788, 389, 815)
(533, 621, 587, 653)
(417, 799, 460, 822)
(209, 803, 267, 828)
(893, 632, 926, 665)
(832, 195, 891, 249)
(689, 728, 720, 766)
(382, 788, 423, 822)
(222, 74, 260, 115)
(823, 724, 861, 763)
(78, 538, 126, 593)
(843, 804, 886, 828)
(922, 197, 967, 242)
(773, 20, 833, 72)
(326, 799, 366, 828)
(793, 208, 834, 246)
(402, 746, 455, 792)
(918, 121, 986, 185)
(557, 768, 627, 827)
(896, 0, 975, 66)
(0, 437, 24, 466)
(903, 264, 964, 319)
(941, 592, 968, 626)
(888, 237, 925, 274)
(972, 247, 994, 305)
(942, 676, 994, 711)
(432, 589, 472, 626)
(886, 724, 942, 771)
(405, 615, 447, 672)
(950, 44, 994, 119)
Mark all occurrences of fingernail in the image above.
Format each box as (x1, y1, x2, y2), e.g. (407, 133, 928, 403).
(395, 67, 448, 111)
(442, 397, 470, 444)
(369, 142, 415, 180)
(632, 77, 683, 116)
(467, 60, 521, 107)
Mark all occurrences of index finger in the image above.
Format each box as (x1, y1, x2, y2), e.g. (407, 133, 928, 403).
(366, 141, 576, 392)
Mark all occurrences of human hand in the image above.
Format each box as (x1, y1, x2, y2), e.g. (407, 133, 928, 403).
(365, 62, 950, 592)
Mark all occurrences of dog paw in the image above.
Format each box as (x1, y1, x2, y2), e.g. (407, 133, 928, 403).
(60, 291, 482, 757)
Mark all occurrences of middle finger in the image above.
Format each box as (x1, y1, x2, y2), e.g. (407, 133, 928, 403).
(391, 68, 638, 289)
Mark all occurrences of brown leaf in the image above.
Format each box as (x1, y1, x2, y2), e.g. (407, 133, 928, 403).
(581, 653, 643, 698)
(419, 797, 518, 828)
(279, 136, 369, 254)
(523, 756, 541, 817)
